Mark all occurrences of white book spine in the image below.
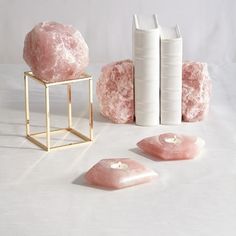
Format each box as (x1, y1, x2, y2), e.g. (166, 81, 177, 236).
(160, 25, 182, 125)
(133, 14, 160, 126)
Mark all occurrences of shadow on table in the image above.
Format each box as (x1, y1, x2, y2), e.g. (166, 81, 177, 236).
(0, 121, 56, 128)
(0, 128, 41, 151)
(129, 147, 164, 162)
(0, 145, 39, 151)
(72, 173, 113, 191)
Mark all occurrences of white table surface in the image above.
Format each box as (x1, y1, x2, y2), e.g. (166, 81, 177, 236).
(0, 63, 236, 236)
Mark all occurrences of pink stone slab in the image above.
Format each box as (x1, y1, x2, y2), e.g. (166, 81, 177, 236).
(96, 60, 134, 124)
(182, 62, 212, 122)
(137, 133, 205, 160)
(85, 158, 158, 189)
(23, 22, 89, 82)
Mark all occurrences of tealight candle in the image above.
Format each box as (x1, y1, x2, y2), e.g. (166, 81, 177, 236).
(163, 135, 181, 144)
(110, 161, 129, 170)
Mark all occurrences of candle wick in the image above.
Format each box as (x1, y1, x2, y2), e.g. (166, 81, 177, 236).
(173, 135, 177, 142)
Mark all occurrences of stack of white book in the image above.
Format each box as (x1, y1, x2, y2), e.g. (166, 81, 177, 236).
(133, 14, 160, 126)
(132, 14, 182, 126)
(160, 25, 182, 124)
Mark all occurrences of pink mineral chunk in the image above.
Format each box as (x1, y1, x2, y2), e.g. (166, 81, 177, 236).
(23, 22, 89, 82)
(96, 60, 134, 123)
(137, 133, 205, 160)
(182, 62, 212, 122)
(85, 158, 158, 189)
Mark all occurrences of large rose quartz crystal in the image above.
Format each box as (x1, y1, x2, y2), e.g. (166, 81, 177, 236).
(23, 22, 89, 82)
(85, 158, 157, 189)
(137, 133, 205, 160)
(96, 60, 134, 123)
(182, 62, 211, 122)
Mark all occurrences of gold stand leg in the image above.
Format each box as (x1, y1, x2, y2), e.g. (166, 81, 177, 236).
(24, 75, 30, 136)
(45, 86, 50, 151)
(67, 84, 72, 128)
(89, 79, 93, 140)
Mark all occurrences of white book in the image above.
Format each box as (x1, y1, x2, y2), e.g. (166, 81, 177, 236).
(160, 25, 182, 125)
(133, 14, 160, 126)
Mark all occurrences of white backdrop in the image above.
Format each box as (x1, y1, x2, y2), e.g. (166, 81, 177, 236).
(0, 0, 235, 64)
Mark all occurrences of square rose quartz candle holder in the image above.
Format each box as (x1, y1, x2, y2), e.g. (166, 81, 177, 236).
(24, 71, 93, 151)
(85, 158, 158, 189)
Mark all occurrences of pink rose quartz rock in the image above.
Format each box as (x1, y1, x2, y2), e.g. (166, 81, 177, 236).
(23, 22, 89, 82)
(137, 133, 205, 160)
(85, 158, 158, 189)
(182, 62, 212, 122)
(96, 60, 134, 123)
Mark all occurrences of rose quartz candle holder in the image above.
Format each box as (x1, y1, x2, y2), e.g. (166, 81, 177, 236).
(24, 71, 93, 151)
(85, 158, 158, 189)
(137, 133, 205, 160)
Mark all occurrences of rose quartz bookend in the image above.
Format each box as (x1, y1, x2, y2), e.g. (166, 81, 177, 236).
(182, 62, 212, 122)
(85, 158, 158, 189)
(23, 22, 89, 82)
(137, 133, 205, 160)
(96, 60, 134, 123)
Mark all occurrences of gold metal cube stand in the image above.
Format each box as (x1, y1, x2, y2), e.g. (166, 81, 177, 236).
(24, 71, 93, 151)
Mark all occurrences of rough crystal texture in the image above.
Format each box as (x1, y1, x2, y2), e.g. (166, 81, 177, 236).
(182, 62, 211, 122)
(23, 22, 89, 82)
(137, 133, 205, 160)
(96, 60, 134, 123)
(85, 158, 157, 189)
